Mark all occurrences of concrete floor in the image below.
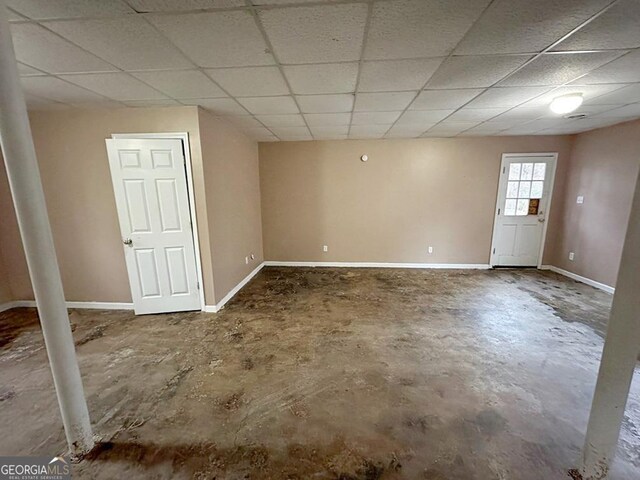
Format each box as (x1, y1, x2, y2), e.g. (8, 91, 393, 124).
(0, 267, 639, 479)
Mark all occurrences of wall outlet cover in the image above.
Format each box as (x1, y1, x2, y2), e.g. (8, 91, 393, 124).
(577, 195, 584, 204)
(569, 252, 575, 261)
(323, 245, 328, 252)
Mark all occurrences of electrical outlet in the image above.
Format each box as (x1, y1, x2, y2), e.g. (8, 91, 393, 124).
(577, 195, 584, 204)
(569, 252, 575, 261)
(245, 256, 249, 264)
(323, 245, 328, 252)
(428, 246, 433, 254)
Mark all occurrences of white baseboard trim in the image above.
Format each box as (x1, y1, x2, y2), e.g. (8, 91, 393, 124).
(539, 265, 615, 294)
(263, 261, 491, 269)
(0, 300, 134, 313)
(204, 262, 265, 313)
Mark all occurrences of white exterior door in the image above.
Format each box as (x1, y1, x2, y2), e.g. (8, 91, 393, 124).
(490, 154, 557, 267)
(106, 138, 201, 314)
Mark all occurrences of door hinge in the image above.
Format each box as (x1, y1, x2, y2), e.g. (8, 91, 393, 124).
(196, 281, 200, 290)
(493, 248, 496, 254)
(498, 208, 501, 215)
(503, 166, 506, 174)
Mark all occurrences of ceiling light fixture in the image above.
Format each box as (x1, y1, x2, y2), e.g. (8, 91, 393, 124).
(549, 93, 584, 115)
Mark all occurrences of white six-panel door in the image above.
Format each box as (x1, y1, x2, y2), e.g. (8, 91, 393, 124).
(106, 138, 201, 314)
(490, 153, 557, 267)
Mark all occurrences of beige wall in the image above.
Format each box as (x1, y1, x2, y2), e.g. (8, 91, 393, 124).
(259, 136, 574, 265)
(198, 109, 263, 304)
(546, 119, 640, 288)
(0, 106, 218, 304)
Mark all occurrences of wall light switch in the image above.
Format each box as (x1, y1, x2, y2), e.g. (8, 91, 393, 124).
(569, 252, 575, 261)
(323, 245, 328, 252)
(428, 246, 433, 254)
(577, 195, 584, 204)
(245, 256, 249, 264)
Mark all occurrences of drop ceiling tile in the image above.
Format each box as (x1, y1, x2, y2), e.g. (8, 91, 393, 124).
(584, 83, 640, 105)
(427, 55, 531, 89)
(574, 50, 640, 84)
(296, 94, 354, 113)
(70, 100, 127, 108)
(410, 89, 484, 110)
(224, 116, 265, 129)
(304, 113, 351, 126)
(132, 70, 226, 99)
(426, 122, 478, 134)
(354, 92, 416, 112)
(123, 99, 181, 107)
(148, 11, 275, 67)
(206, 66, 289, 97)
(8, 9, 28, 21)
(11, 24, 116, 74)
(243, 127, 278, 142)
(594, 103, 640, 118)
(256, 114, 306, 127)
(358, 58, 444, 92)
(500, 51, 626, 87)
(454, 0, 613, 55)
(523, 84, 628, 108)
(46, 17, 193, 71)
(491, 106, 548, 122)
(465, 87, 552, 108)
(396, 110, 454, 125)
(17, 63, 45, 76)
(365, 0, 492, 60)
(237, 96, 299, 114)
(553, 0, 640, 51)
(271, 126, 311, 136)
(314, 134, 348, 140)
(446, 108, 507, 122)
(279, 135, 313, 141)
(351, 112, 402, 125)
(21, 76, 107, 103)
(349, 125, 390, 138)
(181, 98, 248, 115)
(309, 125, 349, 136)
(127, 0, 245, 11)
(259, 3, 368, 64)
(421, 132, 456, 138)
(386, 124, 431, 137)
(283, 63, 358, 94)
(61, 73, 169, 101)
(460, 123, 511, 135)
(6, 0, 134, 19)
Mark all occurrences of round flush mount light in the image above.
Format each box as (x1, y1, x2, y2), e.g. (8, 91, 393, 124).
(550, 93, 583, 114)
(361, 154, 368, 162)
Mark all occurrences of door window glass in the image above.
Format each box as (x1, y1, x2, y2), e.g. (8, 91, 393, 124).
(504, 161, 547, 216)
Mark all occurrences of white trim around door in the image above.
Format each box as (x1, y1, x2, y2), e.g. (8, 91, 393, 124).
(490, 153, 558, 268)
(110, 133, 205, 313)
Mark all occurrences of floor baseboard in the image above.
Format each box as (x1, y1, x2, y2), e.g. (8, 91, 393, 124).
(539, 265, 615, 294)
(0, 300, 134, 313)
(204, 262, 265, 313)
(263, 261, 491, 269)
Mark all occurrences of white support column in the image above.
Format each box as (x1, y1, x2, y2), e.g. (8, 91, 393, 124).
(0, 2, 94, 456)
(582, 168, 640, 479)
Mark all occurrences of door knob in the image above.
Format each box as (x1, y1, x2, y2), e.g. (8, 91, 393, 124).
(538, 218, 546, 223)
(123, 238, 133, 246)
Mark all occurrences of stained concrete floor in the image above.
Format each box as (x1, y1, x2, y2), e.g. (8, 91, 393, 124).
(0, 267, 639, 479)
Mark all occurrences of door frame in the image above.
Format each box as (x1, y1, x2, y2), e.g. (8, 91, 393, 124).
(489, 152, 558, 269)
(110, 132, 205, 312)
